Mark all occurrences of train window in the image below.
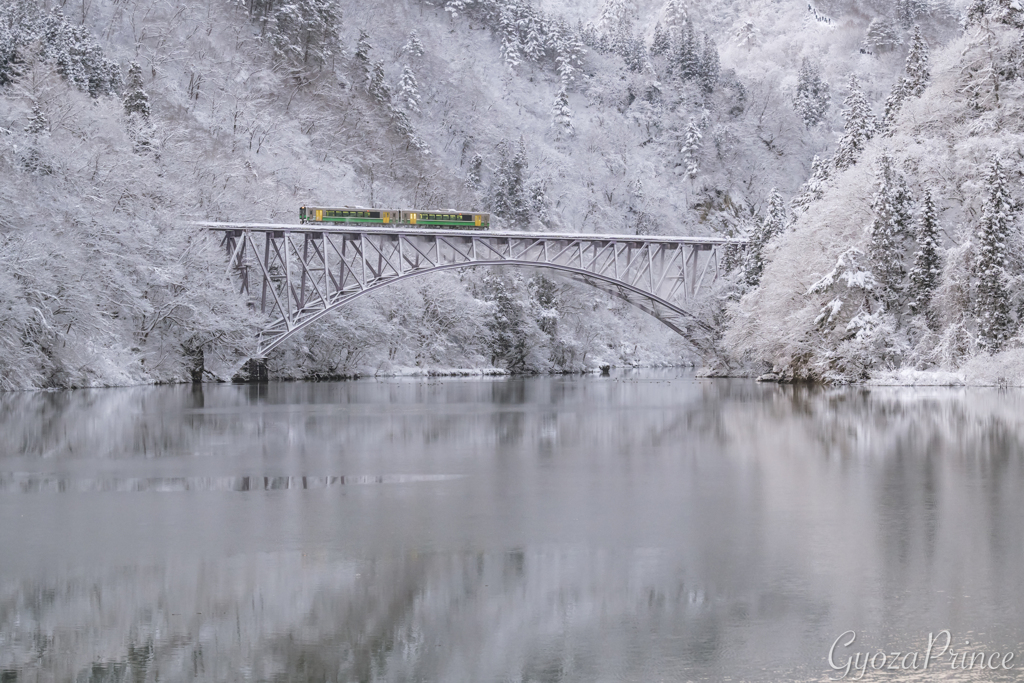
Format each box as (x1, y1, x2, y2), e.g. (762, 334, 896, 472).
(370, 212, 380, 218)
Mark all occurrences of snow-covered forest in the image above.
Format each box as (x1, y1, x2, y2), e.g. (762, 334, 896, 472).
(1, 0, 1019, 388)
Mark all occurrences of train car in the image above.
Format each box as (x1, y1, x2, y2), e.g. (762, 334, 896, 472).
(300, 206, 399, 225)
(400, 210, 489, 229)
(300, 206, 490, 230)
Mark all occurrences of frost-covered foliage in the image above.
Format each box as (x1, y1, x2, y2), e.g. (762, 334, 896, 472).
(0, 0, 986, 387)
(726, 11, 1024, 384)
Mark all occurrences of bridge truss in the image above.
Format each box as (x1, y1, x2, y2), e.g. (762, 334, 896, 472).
(200, 223, 744, 356)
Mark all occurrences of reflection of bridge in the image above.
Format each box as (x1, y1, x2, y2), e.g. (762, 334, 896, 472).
(201, 223, 745, 356)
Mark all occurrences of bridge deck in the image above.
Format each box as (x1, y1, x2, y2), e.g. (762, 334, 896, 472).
(196, 221, 744, 246)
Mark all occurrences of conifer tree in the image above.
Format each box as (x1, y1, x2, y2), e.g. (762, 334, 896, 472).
(24, 104, 49, 136)
(904, 26, 930, 96)
(466, 153, 484, 189)
(404, 30, 425, 59)
(974, 156, 1016, 351)
(651, 22, 670, 56)
(368, 59, 391, 103)
(398, 65, 420, 113)
(671, 22, 700, 82)
(794, 58, 830, 127)
(697, 34, 720, 94)
(492, 137, 530, 226)
(833, 76, 876, 172)
(743, 188, 786, 288)
(879, 78, 907, 136)
(734, 20, 761, 51)
(354, 30, 373, 85)
(864, 17, 901, 53)
(868, 154, 913, 311)
(683, 118, 702, 179)
(908, 190, 941, 318)
(499, 6, 522, 69)
(551, 87, 575, 138)
(123, 62, 151, 120)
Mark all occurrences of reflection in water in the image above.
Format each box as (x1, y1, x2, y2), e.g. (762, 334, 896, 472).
(1, 374, 1024, 682)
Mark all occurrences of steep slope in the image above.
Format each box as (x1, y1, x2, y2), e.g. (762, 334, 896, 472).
(0, 0, 966, 388)
(725, 2, 1024, 384)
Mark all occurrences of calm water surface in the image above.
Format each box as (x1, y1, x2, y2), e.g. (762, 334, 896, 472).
(2, 372, 1024, 682)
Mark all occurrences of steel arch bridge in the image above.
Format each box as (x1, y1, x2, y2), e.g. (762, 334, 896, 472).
(200, 223, 745, 356)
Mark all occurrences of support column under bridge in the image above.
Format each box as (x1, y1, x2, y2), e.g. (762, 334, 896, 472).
(200, 223, 746, 356)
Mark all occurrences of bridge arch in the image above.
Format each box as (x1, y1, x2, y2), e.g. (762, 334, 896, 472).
(205, 224, 739, 357)
(256, 259, 715, 356)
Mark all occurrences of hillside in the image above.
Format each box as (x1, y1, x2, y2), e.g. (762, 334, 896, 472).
(0, 0, 979, 388)
(725, 1, 1024, 385)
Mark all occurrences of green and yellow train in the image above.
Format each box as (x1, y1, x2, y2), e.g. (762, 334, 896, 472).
(300, 206, 490, 230)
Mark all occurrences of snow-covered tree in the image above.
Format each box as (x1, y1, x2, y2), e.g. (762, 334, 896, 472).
(368, 59, 391, 103)
(833, 76, 876, 172)
(466, 153, 484, 189)
(39, 7, 120, 97)
(904, 26, 930, 96)
(908, 190, 941, 318)
(24, 104, 48, 136)
(879, 78, 907, 136)
(397, 65, 420, 113)
(868, 154, 913, 312)
(734, 20, 761, 51)
(354, 30, 373, 84)
(123, 62, 151, 120)
(499, 6, 523, 69)
(270, 0, 341, 73)
(864, 17, 902, 53)
(974, 156, 1016, 351)
(794, 58, 830, 127)
(966, 0, 1024, 28)
(651, 22, 671, 56)
(697, 34, 720, 94)
(551, 87, 575, 138)
(404, 30, 425, 59)
(682, 117, 702, 179)
(670, 23, 700, 82)
(491, 137, 530, 226)
(743, 188, 787, 288)
(445, 0, 473, 19)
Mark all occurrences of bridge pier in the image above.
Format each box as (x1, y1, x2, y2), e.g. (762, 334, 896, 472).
(232, 357, 269, 384)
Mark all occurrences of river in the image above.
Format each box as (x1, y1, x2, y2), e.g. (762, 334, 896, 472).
(1, 371, 1023, 682)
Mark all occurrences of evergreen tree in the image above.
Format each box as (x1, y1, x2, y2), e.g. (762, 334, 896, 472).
(270, 0, 341, 72)
(682, 118, 702, 179)
(499, 6, 522, 69)
(833, 76, 876, 172)
(397, 65, 420, 113)
(734, 20, 761, 51)
(743, 188, 786, 288)
(868, 154, 913, 311)
(466, 153, 484, 189)
(404, 30, 425, 59)
(368, 59, 391, 103)
(122, 62, 151, 120)
(445, 0, 472, 18)
(908, 190, 941, 318)
(551, 87, 575, 138)
(354, 30, 373, 85)
(967, 0, 1024, 28)
(24, 103, 48, 136)
(522, 12, 546, 62)
(864, 17, 902, 53)
(879, 78, 907, 136)
(904, 26, 930, 96)
(697, 34, 720, 94)
(552, 18, 585, 84)
(491, 137, 530, 226)
(620, 35, 648, 72)
(486, 276, 530, 371)
(663, 0, 689, 32)
(39, 8, 120, 97)
(974, 155, 1016, 351)
(794, 57, 830, 127)
(651, 22, 670, 56)
(671, 22, 700, 82)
